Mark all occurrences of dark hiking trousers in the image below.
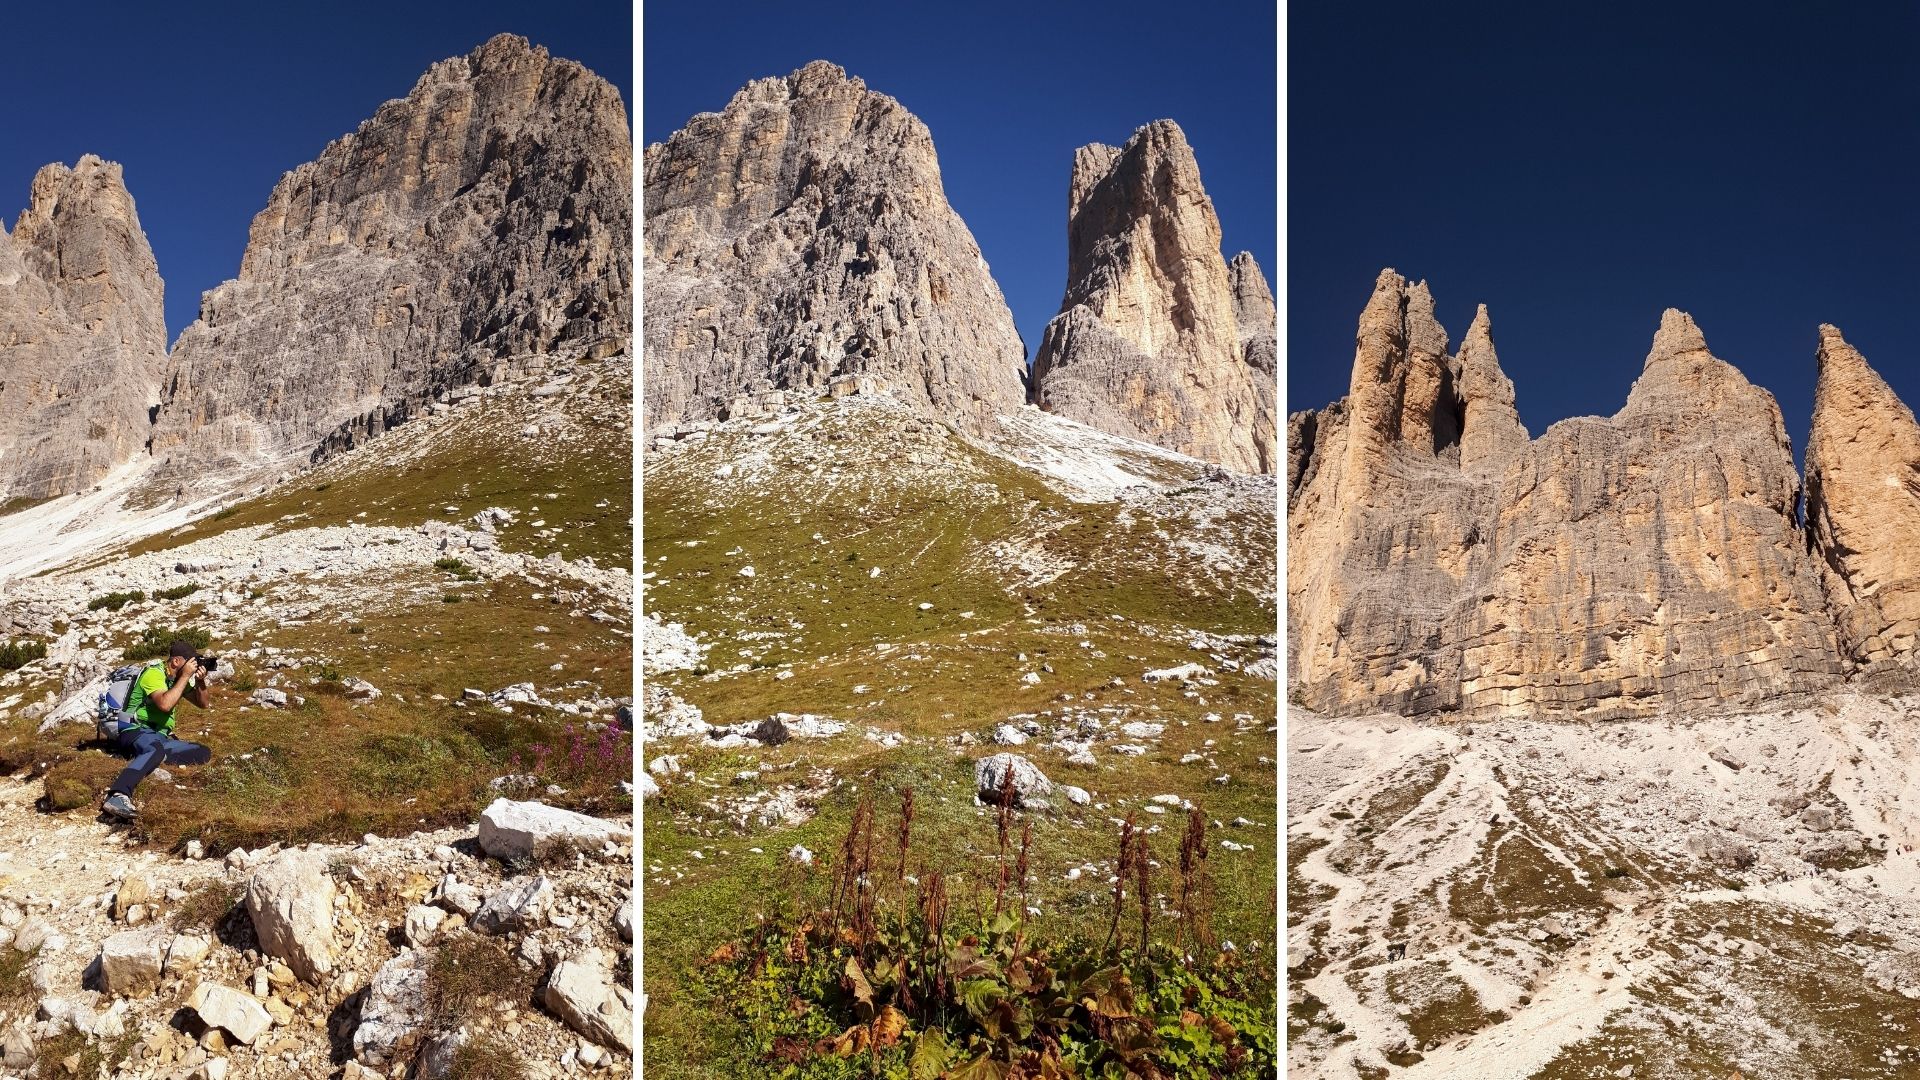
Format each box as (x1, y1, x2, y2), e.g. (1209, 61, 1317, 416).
(108, 726, 211, 797)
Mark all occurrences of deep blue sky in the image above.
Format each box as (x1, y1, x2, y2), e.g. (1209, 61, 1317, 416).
(642, 0, 1278, 364)
(1291, 3, 1920, 464)
(1, 0, 631, 345)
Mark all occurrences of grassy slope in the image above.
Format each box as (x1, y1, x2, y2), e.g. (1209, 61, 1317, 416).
(2, 360, 633, 851)
(105, 359, 632, 570)
(640, 403, 1278, 1074)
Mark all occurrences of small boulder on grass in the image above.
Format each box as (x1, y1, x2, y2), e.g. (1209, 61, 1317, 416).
(975, 753, 1051, 808)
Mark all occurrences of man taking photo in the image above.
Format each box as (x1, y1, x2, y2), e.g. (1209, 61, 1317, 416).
(103, 639, 214, 821)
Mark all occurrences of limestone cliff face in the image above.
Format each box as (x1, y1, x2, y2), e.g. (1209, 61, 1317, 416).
(153, 34, 632, 471)
(1029, 122, 1274, 474)
(1804, 326, 1920, 676)
(1229, 252, 1278, 473)
(1289, 273, 1845, 720)
(642, 61, 1028, 437)
(0, 156, 167, 502)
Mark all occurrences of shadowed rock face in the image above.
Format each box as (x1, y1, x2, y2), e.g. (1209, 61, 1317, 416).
(1805, 325, 1920, 676)
(152, 33, 632, 474)
(641, 60, 1028, 438)
(0, 156, 167, 503)
(1289, 271, 1846, 720)
(1030, 121, 1275, 474)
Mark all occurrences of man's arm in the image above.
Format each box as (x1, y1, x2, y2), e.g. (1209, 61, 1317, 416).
(149, 660, 202, 713)
(184, 674, 211, 709)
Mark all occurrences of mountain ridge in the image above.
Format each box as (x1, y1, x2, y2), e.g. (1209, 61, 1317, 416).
(1289, 269, 1920, 720)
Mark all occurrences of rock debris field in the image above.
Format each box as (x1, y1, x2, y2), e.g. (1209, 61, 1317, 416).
(1287, 693, 1920, 1080)
(0, 784, 632, 1079)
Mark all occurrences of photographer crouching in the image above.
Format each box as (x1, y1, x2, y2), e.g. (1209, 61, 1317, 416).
(101, 639, 216, 821)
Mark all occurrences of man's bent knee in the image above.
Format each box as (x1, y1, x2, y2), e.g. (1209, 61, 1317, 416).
(169, 741, 212, 767)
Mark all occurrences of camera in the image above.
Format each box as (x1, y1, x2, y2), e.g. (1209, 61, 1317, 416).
(198, 655, 220, 672)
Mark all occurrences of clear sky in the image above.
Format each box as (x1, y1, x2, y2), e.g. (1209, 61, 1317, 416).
(642, 0, 1278, 364)
(1290, 3, 1920, 465)
(1, 0, 631, 345)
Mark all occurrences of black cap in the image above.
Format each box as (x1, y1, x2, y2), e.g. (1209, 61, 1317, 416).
(169, 639, 200, 660)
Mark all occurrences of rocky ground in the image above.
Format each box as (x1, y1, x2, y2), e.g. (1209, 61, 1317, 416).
(0, 348, 635, 1078)
(0, 778, 631, 1079)
(1287, 692, 1920, 1079)
(640, 389, 1278, 1075)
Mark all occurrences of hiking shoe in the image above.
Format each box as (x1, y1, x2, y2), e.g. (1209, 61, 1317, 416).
(102, 792, 137, 820)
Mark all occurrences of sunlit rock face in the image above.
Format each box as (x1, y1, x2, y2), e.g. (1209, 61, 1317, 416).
(1289, 273, 1847, 720)
(1030, 120, 1275, 474)
(641, 60, 1028, 439)
(0, 156, 168, 502)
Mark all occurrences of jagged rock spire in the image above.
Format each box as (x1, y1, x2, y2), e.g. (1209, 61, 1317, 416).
(1289, 271, 1843, 721)
(1805, 324, 1920, 673)
(1455, 305, 1527, 472)
(0, 155, 167, 503)
(1029, 120, 1275, 473)
(155, 34, 632, 473)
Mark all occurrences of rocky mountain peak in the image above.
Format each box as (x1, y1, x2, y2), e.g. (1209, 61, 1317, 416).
(1290, 271, 1844, 720)
(151, 35, 631, 474)
(1648, 307, 1711, 361)
(13, 156, 162, 340)
(1227, 251, 1273, 335)
(1805, 325, 1920, 675)
(642, 62, 1027, 439)
(1030, 120, 1274, 473)
(1454, 304, 1527, 472)
(0, 156, 166, 504)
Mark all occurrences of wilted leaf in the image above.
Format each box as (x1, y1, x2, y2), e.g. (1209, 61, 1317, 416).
(1179, 1009, 1203, 1028)
(1077, 967, 1134, 1018)
(846, 955, 875, 1008)
(830, 1024, 869, 1057)
(872, 1004, 908, 1048)
(1206, 1016, 1235, 1043)
(705, 942, 739, 965)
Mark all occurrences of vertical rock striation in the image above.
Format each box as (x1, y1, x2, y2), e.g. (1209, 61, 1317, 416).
(0, 156, 167, 503)
(1289, 271, 1845, 720)
(153, 34, 632, 473)
(641, 61, 1028, 437)
(1804, 325, 1920, 676)
(1029, 121, 1274, 473)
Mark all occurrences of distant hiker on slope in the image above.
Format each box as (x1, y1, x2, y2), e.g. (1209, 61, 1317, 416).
(97, 639, 214, 820)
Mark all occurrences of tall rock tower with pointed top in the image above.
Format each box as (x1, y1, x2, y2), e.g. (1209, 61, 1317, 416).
(1029, 121, 1275, 473)
(641, 61, 1029, 438)
(0, 156, 168, 503)
(1804, 325, 1920, 677)
(1289, 271, 1844, 719)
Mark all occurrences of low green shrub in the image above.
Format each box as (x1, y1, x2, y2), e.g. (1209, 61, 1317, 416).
(88, 590, 145, 612)
(123, 627, 212, 662)
(155, 583, 200, 601)
(0, 638, 46, 671)
(435, 556, 481, 581)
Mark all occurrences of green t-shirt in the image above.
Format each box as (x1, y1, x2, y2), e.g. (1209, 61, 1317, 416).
(127, 663, 177, 734)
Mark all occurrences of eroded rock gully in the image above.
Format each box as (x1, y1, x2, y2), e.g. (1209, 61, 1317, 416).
(1289, 269, 1920, 719)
